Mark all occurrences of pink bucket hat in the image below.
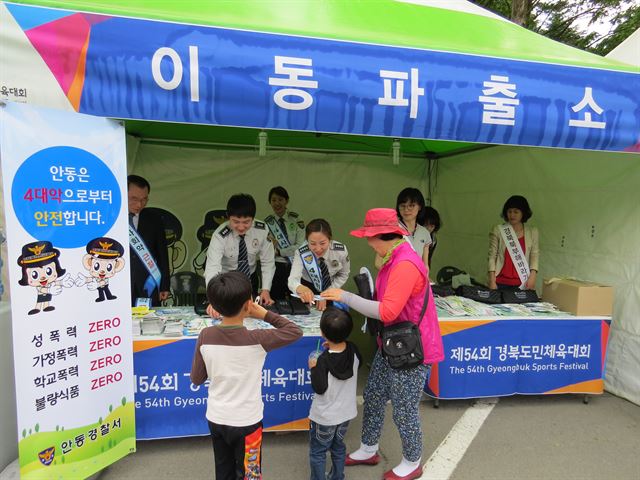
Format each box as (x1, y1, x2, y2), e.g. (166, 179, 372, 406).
(350, 208, 409, 238)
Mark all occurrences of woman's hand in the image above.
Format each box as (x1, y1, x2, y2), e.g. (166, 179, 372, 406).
(315, 299, 327, 311)
(321, 288, 344, 302)
(296, 285, 316, 304)
(525, 270, 537, 290)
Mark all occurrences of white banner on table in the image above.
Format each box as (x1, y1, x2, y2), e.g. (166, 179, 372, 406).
(0, 102, 135, 479)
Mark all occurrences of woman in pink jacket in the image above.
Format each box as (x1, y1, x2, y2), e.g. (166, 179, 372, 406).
(323, 208, 444, 480)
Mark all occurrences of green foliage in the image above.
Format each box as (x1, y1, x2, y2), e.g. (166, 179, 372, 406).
(56, 425, 59, 431)
(471, 0, 639, 54)
(35, 423, 39, 433)
(109, 404, 113, 412)
(121, 396, 126, 406)
(22, 429, 26, 438)
(28, 428, 32, 435)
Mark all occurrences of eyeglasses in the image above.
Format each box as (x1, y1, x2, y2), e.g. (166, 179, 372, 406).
(399, 203, 419, 210)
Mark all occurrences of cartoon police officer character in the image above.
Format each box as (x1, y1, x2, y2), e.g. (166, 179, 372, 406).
(78, 237, 125, 302)
(17, 241, 71, 315)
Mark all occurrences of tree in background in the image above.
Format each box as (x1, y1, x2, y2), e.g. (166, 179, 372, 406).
(471, 0, 639, 55)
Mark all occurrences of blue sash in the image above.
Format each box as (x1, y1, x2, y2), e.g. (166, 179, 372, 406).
(265, 215, 293, 262)
(129, 225, 162, 296)
(298, 243, 323, 292)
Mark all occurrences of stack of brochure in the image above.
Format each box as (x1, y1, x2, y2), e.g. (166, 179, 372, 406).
(163, 321, 184, 337)
(141, 316, 165, 335)
(131, 317, 142, 336)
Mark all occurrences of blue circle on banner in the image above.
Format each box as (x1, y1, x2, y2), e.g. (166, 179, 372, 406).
(11, 146, 121, 248)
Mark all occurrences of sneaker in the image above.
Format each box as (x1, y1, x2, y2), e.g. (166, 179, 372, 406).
(382, 465, 423, 480)
(345, 453, 380, 466)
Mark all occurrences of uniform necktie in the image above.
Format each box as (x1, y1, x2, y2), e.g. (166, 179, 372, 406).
(318, 257, 331, 290)
(237, 235, 251, 278)
(278, 217, 289, 241)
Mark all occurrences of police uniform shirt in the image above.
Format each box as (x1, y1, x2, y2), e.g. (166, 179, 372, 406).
(287, 240, 350, 293)
(265, 210, 305, 263)
(205, 220, 275, 290)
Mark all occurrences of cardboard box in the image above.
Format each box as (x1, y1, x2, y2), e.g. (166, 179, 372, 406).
(542, 278, 613, 316)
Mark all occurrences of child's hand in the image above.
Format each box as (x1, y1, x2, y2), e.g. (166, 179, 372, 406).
(248, 300, 268, 319)
(206, 304, 220, 318)
(308, 358, 317, 369)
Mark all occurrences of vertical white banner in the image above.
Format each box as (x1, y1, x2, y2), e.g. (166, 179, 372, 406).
(0, 102, 135, 479)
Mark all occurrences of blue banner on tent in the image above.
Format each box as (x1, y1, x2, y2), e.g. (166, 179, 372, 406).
(5, 3, 638, 152)
(133, 336, 318, 439)
(426, 318, 609, 399)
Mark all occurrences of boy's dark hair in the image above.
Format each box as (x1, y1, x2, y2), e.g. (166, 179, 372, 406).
(501, 195, 532, 223)
(227, 194, 257, 218)
(320, 307, 353, 343)
(305, 218, 332, 240)
(127, 174, 151, 192)
(268, 186, 289, 202)
(396, 188, 426, 225)
(378, 233, 403, 241)
(207, 271, 252, 317)
(423, 206, 441, 232)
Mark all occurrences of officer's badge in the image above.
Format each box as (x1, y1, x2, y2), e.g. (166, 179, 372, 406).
(38, 446, 55, 466)
(303, 254, 313, 264)
(332, 260, 339, 268)
(252, 239, 259, 248)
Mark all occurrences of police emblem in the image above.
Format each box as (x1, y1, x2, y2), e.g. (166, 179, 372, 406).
(303, 254, 313, 264)
(332, 260, 339, 268)
(38, 446, 55, 466)
(252, 239, 259, 248)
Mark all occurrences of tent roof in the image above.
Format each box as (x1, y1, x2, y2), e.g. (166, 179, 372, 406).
(9, 0, 636, 156)
(12, 0, 635, 72)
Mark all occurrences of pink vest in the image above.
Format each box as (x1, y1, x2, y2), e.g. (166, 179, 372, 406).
(376, 242, 444, 364)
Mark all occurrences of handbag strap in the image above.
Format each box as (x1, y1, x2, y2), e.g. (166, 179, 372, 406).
(416, 281, 430, 328)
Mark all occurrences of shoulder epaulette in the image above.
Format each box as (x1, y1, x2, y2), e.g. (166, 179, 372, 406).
(331, 241, 345, 251)
(296, 220, 305, 229)
(289, 211, 299, 218)
(254, 221, 266, 230)
(298, 244, 310, 254)
(218, 226, 231, 238)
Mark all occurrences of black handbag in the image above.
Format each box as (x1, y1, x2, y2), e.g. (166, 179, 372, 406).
(456, 285, 502, 304)
(431, 284, 455, 297)
(353, 270, 382, 337)
(381, 287, 429, 370)
(501, 289, 539, 304)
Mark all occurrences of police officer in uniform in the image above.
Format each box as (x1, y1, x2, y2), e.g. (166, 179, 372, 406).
(288, 218, 350, 311)
(205, 194, 275, 308)
(264, 186, 305, 300)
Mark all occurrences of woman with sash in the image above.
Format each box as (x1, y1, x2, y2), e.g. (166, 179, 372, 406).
(264, 186, 306, 300)
(488, 195, 539, 291)
(287, 219, 350, 311)
(321, 208, 443, 480)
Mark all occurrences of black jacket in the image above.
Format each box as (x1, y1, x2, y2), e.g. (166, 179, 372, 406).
(310, 341, 362, 395)
(130, 208, 170, 305)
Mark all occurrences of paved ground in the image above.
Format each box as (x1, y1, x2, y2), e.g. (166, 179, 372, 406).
(98, 392, 640, 480)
